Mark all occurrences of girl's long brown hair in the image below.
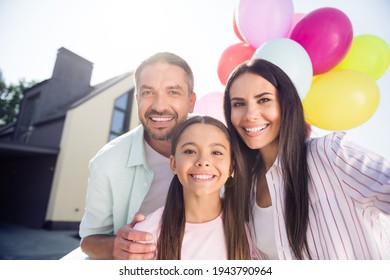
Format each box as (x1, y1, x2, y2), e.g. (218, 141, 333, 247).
(157, 116, 251, 259)
(223, 59, 311, 259)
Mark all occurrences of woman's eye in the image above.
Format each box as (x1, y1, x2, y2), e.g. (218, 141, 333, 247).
(232, 102, 244, 107)
(259, 97, 270, 103)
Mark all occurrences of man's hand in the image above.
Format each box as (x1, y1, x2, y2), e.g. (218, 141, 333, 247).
(113, 212, 157, 260)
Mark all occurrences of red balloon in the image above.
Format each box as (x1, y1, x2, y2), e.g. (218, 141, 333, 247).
(233, 9, 245, 42)
(217, 42, 256, 85)
(290, 7, 353, 75)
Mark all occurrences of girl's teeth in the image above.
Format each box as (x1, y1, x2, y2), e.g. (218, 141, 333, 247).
(192, 174, 213, 180)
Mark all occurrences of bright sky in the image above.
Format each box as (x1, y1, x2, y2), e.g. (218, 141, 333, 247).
(0, 0, 389, 159)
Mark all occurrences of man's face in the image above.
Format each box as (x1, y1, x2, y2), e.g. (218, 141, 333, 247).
(136, 62, 196, 141)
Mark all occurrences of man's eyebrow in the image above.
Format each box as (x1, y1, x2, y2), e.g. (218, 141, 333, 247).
(166, 85, 184, 90)
(139, 85, 154, 91)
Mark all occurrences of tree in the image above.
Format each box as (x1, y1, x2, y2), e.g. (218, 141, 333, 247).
(0, 70, 36, 127)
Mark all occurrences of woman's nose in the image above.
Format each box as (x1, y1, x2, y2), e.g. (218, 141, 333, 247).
(245, 105, 260, 121)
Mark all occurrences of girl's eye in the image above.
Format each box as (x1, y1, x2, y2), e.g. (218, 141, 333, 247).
(212, 151, 223, 156)
(183, 149, 195, 154)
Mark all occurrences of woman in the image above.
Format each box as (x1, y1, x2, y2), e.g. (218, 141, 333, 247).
(223, 59, 390, 259)
(134, 116, 254, 259)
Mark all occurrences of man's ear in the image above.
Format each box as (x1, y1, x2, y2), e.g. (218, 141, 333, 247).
(189, 92, 196, 113)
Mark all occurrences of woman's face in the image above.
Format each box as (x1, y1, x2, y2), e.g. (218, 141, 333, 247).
(229, 72, 281, 153)
(170, 123, 231, 199)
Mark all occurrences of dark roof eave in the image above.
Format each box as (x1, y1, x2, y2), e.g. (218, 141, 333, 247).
(0, 142, 59, 156)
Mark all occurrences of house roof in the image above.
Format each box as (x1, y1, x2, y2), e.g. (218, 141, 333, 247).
(70, 71, 134, 109)
(28, 71, 134, 125)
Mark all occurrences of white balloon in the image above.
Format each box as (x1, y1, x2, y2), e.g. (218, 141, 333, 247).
(252, 38, 313, 99)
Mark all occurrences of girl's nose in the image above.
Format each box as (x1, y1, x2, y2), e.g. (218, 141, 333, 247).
(195, 155, 210, 167)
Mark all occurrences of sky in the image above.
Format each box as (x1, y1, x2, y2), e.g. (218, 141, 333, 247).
(0, 0, 389, 159)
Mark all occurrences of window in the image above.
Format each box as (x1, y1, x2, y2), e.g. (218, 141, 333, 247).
(16, 92, 40, 143)
(108, 90, 133, 141)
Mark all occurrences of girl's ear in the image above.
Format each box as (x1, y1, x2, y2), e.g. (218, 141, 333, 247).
(170, 155, 176, 174)
(229, 158, 236, 176)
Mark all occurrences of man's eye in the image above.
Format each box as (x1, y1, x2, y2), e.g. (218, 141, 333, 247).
(141, 91, 153, 96)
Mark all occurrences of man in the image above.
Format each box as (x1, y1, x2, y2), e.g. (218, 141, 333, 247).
(79, 52, 196, 259)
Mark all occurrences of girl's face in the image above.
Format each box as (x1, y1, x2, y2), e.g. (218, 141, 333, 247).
(170, 123, 231, 199)
(229, 72, 281, 153)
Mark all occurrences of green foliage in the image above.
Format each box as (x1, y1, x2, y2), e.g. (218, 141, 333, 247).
(0, 71, 36, 127)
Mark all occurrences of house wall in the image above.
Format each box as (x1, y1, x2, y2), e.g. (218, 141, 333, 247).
(45, 74, 138, 225)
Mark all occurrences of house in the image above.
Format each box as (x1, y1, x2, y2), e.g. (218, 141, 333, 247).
(0, 47, 138, 229)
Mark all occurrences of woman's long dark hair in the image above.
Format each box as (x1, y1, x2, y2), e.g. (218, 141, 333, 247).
(223, 59, 310, 259)
(157, 115, 251, 259)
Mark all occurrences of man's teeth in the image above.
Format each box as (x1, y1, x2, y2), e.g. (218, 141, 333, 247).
(192, 174, 214, 180)
(151, 117, 173, 122)
(245, 125, 267, 133)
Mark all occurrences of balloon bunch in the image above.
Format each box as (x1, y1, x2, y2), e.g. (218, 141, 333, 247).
(208, 0, 390, 130)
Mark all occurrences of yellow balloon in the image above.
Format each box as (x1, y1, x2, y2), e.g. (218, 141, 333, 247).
(303, 69, 380, 131)
(333, 34, 390, 80)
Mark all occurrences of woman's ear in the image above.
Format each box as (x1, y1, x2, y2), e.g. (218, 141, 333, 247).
(170, 155, 176, 174)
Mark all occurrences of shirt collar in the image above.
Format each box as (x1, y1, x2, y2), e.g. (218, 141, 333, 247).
(127, 125, 147, 168)
(274, 156, 281, 168)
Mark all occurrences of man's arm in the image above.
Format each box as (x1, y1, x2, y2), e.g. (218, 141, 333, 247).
(80, 214, 157, 260)
(80, 234, 115, 259)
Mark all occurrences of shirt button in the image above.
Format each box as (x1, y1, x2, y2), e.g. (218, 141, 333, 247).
(144, 182, 148, 187)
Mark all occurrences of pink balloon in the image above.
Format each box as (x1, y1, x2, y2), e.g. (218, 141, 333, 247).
(290, 7, 353, 75)
(194, 92, 225, 124)
(237, 0, 294, 48)
(287, 13, 305, 38)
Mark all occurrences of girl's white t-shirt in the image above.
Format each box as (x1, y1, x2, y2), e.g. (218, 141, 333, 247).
(134, 207, 227, 260)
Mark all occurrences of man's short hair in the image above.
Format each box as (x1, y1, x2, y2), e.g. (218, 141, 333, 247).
(134, 52, 194, 94)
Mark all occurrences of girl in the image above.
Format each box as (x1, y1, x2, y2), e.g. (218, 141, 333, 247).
(223, 59, 390, 259)
(134, 116, 253, 259)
